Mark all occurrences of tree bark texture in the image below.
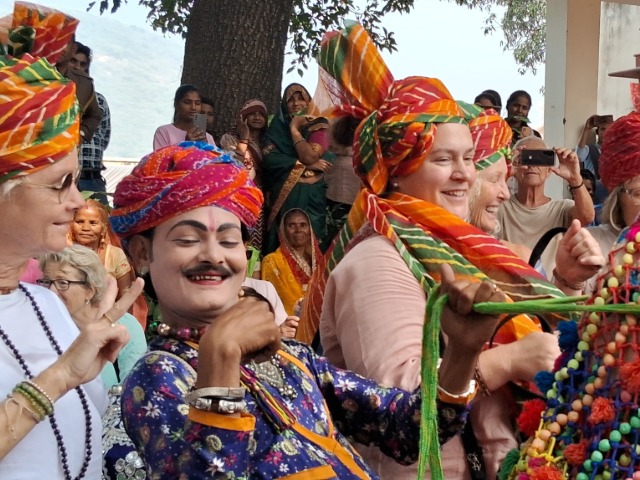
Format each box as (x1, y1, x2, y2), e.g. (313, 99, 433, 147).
(182, 0, 294, 140)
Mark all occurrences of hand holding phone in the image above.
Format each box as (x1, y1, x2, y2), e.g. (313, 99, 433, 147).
(593, 115, 613, 128)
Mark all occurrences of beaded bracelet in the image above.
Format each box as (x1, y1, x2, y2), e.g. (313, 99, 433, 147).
(13, 381, 53, 417)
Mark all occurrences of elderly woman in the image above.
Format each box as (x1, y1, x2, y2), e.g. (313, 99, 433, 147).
(261, 208, 324, 316)
(310, 24, 573, 480)
(444, 107, 603, 478)
(38, 245, 146, 388)
(0, 4, 142, 477)
(111, 141, 504, 479)
(70, 199, 133, 299)
(262, 83, 333, 255)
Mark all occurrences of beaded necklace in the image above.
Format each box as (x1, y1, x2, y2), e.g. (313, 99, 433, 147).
(0, 285, 93, 480)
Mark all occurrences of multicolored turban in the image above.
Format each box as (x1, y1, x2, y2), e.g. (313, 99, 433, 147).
(0, 2, 79, 183)
(311, 21, 466, 195)
(598, 111, 640, 191)
(110, 142, 263, 239)
(4, 2, 78, 65)
(468, 107, 513, 171)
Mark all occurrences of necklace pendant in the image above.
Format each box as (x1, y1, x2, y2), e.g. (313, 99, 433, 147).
(250, 355, 297, 399)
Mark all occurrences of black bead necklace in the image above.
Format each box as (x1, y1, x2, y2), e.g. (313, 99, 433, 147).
(0, 285, 92, 480)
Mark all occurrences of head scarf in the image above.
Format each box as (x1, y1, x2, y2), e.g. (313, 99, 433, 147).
(110, 142, 263, 239)
(240, 99, 267, 120)
(598, 111, 640, 191)
(0, 2, 79, 183)
(468, 107, 513, 171)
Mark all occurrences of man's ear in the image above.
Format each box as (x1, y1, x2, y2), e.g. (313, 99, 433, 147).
(128, 235, 152, 271)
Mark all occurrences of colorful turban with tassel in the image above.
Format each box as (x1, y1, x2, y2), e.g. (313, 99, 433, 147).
(110, 142, 264, 239)
(0, 2, 79, 183)
(468, 107, 513, 171)
(312, 20, 466, 195)
(5, 2, 78, 65)
(598, 111, 640, 191)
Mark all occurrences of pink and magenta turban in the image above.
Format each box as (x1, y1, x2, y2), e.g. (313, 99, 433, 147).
(110, 142, 263, 239)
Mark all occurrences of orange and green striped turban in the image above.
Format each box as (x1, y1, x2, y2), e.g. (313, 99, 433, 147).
(111, 142, 264, 240)
(468, 107, 512, 171)
(0, 3, 79, 183)
(313, 21, 467, 195)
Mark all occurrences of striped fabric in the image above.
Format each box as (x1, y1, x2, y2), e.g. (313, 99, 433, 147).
(304, 22, 564, 478)
(0, 53, 79, 182)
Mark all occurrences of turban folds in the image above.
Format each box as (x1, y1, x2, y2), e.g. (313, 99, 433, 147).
(0, 2, 79, 183)
(468, 108, 513, 170)
(312, 21, 466, 195)
(599, 111, 640, 191)
(0, 53, 79, 182)
(111, 142, 264, 239)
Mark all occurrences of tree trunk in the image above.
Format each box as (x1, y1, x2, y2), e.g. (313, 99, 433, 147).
(182, 0, 293, 140)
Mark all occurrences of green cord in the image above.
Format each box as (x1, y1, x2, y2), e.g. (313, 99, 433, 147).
(417, 290, 446, 480)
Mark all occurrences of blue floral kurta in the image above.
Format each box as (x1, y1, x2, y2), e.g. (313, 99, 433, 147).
(122, 337, 467, 479)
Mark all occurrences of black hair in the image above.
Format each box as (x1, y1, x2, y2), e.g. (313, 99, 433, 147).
(73, 41, 92, 63)
(331, 116, 360, 147)
(474, 92, 499, 107)
(506, 90, 533, 109)
(172, 84, 200, 122)
(580, 168, 597, 185)
(201, 97, 215, 111)
(482, 89, 502, 109)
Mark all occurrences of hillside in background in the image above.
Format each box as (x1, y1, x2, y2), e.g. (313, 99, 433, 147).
(67, 7, 185, 159)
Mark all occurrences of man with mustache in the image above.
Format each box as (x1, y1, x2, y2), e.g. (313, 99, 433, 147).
(110, 141, 505, 479)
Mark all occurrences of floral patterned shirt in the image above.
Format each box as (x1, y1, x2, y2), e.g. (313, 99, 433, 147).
(122, 337, 467, 479)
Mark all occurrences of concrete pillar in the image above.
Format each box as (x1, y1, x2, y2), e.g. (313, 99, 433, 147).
(544, 0, 602, 198)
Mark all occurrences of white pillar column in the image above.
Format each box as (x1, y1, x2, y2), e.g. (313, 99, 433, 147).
(544, 0, 601, 198)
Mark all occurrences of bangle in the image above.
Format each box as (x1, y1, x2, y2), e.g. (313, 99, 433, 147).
(190, 397, 247, 414)
(568, 180, 584, 190)
(293, 138, 306, 147)
(552, 268, 585, 291)
(437, 380, 477, 405)
(186, 386, 246, 402)
(474, 364, 491, 397)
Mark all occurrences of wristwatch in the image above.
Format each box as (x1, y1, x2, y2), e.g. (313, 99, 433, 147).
(191, 397, 247, 414)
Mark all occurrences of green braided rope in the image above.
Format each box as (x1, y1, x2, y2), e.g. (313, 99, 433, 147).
(473, 295, 640, 315)
(417, 289, 446, 480)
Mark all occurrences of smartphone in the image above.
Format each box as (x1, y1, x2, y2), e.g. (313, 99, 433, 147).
(193, 112, 208, 132)
(519, 149, 556, 167)
(594, 115, 613, 127)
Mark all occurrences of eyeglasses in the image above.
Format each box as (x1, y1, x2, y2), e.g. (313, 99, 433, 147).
(36, 278, 88, 291)
(622, 186, 640, 205)
(21, 170, 80, 204)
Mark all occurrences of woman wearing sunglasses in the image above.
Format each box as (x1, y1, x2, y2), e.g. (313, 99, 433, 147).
(0, 4, 142, 478)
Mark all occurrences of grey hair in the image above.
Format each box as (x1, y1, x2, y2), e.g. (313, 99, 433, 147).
(600, 185, 625, 232)
(39, 244, 107, 306)
(0, 177, 24, 197)
(468, 174, 501, 237)
(512, 136, 547, 151)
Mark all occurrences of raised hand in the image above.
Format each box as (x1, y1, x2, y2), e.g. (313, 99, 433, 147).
(555, 219, 604, 287)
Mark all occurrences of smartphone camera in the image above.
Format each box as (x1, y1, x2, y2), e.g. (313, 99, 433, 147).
(518, 149, 556, 167)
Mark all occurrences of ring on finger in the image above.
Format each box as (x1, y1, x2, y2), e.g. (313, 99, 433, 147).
(103, 312, 116, 324)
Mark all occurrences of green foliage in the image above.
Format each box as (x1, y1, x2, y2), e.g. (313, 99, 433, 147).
(448, 0, 546, 74)
(87, 0, 546, 75)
